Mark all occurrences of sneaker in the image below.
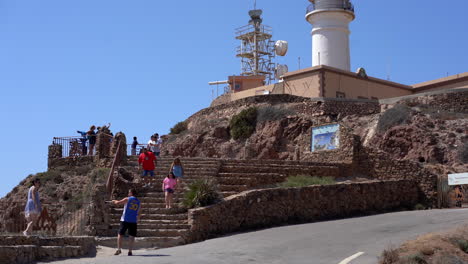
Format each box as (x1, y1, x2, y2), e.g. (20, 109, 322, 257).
(114, 249, 121, 255)
(128, 251, 133, 256)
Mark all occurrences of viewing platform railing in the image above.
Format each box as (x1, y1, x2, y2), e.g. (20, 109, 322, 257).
(52, 136, 89, 158)
(306, 1, 354, 14)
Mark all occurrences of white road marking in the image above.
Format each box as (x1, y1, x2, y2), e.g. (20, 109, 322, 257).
(338, 252, 365, 264)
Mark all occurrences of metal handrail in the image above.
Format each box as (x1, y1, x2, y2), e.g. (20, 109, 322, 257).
(306, 2, 354, 14)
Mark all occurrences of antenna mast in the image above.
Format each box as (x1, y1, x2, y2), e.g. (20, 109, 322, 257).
(235, 5, 275, 84)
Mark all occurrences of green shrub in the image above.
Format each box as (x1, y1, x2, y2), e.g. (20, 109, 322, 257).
(229, 107, 257, 140)
(433, 254, 465, 264)
(400, 253, 427, 264)
(170, 121, 188, 135)
(279, 175, 335, 188)
(257, 106, 294, 123)
(413, 203, 426, 210)
(377, 104, 411, 133)
(182, 179, 221, 209)
(454, 238, 468, 253)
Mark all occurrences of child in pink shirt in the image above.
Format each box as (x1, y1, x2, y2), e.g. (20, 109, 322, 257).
(162, 172, 177, 208)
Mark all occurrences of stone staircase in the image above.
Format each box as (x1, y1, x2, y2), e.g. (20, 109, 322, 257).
(217, 160, 341, 197)
(96, 156, 340, 249)
(0, 236, 94, 264)
(95, 157, 221, 249)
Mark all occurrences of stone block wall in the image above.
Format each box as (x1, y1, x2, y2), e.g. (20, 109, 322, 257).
(381, 88, 468, 113)
(355, 147, 438, 206)
(0, 236, 95, 264)
(188, 180, 418, 242)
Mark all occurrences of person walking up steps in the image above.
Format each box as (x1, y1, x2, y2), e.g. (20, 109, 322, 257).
(23, 178, 42, 236)
(112, 188, 140, 256)
(170, 157, 184, 186)
(162, 172, 177, 209)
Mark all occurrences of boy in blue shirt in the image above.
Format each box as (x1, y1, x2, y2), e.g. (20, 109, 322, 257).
(112, 188, 141, 256)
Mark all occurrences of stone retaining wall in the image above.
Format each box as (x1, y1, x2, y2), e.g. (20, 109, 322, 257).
(0, 236, 95, 264)
(356, 147, 438, 206)
(188, 180, 419, 242)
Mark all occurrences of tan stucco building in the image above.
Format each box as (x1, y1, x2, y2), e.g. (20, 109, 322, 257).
(212, 65, 468, 106)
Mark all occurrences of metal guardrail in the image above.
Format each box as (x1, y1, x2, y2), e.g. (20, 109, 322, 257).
(53, 137, 89, 158)
(0, 202, 90, 236)
(127, 144, 147, 156)
(306, 1, 355, 14)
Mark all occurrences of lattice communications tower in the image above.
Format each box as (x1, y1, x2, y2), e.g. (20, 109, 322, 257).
(306, 0, 355, 71)
(236, 9, 276, 84)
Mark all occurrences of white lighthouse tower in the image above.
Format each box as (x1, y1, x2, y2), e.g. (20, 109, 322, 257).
(306, 0, 355, 71)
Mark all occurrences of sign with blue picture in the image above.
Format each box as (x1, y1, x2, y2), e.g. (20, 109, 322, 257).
(311, 124, 340, 152)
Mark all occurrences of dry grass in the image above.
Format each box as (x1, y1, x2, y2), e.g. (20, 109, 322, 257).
(394, 224, 468, 263)
(379, 246, 400, 264)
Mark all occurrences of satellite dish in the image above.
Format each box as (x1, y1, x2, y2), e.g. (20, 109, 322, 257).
(275, 40, 288, 56)
(275, 64, 289, 79)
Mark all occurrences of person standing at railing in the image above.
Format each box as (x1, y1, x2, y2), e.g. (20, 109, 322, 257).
(77, 130, 88, 155)
(112, 188, 140, 256)
(131, 136, 138, 156)
(87, 125, 96, 156)
(23, 178, 42, 236)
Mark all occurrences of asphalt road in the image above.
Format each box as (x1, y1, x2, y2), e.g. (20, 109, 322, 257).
(43, 209, 468, 264)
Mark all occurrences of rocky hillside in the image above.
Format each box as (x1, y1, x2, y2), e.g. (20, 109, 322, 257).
(164, 90, 468, 174)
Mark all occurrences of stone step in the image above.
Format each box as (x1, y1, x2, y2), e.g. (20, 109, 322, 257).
(220, 165, 339, 175)
(222, 160, 337, 166)
(96, 236, 185, 249)
(139, 192, 185, 198)
(219, 185, 248, 192)
(221, 191, 238, 197)
(37, 245, 84, 260)
(217, 177, 253, 185)
(111, 208, 186, 214)
(0, 236, 95, 247)
(109, 223, 190, 230)
(110, 213, 187, 221)
(105, 228, 189, 237)
(140, 197, 183, 203)
(0, 245, 36, 264)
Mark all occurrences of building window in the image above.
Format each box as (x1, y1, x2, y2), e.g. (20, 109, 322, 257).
(234, 84, 241, 91)
(336, 92, 346, 98)
(357, 96, 368, 100)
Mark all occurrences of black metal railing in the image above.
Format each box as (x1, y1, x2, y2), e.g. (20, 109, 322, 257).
(52, 136, 89, 158)
(127, 144, 147, 156)
(306, 0, 354, 14)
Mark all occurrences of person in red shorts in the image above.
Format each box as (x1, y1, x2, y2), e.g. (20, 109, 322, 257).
(138, 148, 157, 187)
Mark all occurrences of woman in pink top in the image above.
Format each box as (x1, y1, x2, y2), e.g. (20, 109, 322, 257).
(162, 172, 177, 208)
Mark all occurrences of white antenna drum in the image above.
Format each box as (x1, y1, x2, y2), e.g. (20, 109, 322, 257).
(275, 64, 289, 79)
(275, 40, 288, 56)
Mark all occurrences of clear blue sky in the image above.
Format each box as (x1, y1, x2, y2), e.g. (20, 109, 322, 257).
(1, 0, 467, 198)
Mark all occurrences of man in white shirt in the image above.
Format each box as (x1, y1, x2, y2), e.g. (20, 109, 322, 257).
(147, 135, 157, 154)
(152, 133, 163, 157)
